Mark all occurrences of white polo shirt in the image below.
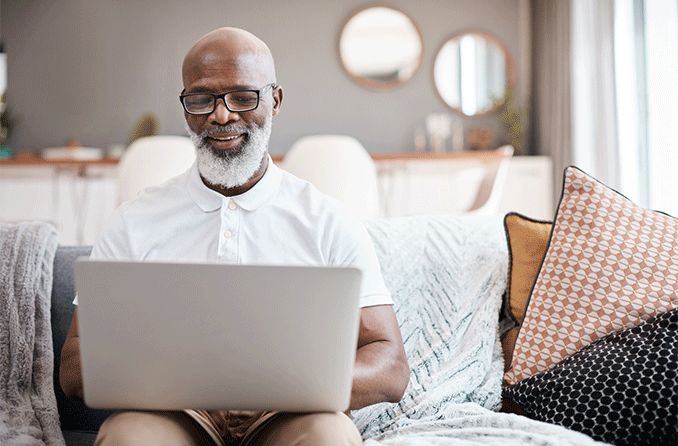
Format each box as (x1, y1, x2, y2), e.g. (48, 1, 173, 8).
(74, 156, 392, 308)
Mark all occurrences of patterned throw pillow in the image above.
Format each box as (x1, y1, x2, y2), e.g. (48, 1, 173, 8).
(503, 308, 678, 446)
(501, 213, 553, 372)
(504, 166, 678, 384)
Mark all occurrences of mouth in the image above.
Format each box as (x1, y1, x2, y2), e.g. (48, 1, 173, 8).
(205, 133, 247, 151)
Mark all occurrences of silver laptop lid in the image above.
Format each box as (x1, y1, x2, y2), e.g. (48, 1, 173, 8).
(75, 259, 362, 412)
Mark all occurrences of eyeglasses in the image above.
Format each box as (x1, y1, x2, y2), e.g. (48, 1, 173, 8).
(179, 83, 276, 115)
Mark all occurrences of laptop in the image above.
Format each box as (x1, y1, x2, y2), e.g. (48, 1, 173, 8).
(74, 259, 362, 412)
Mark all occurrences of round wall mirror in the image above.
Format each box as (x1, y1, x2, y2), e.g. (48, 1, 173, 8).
(339, 6, 423, 90)
(433, 32, 513, 116)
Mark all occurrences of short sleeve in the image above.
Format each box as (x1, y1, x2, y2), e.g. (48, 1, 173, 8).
(326, 212, 392, 308)
(73, 209, 132, 305)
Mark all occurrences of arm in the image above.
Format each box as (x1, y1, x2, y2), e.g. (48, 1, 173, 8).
(350, 305, 409, 410)
(60, 308, 84, 400)
(59, 209, 131, 401)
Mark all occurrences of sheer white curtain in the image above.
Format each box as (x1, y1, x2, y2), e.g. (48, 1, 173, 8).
(571, 0, 620, 189)
(571, 0, 677, 214)
(613, 0, 645, 205)
(572, 0, 678, 215)
(532, 0, 677, 215)
(643, 0, 678, 215)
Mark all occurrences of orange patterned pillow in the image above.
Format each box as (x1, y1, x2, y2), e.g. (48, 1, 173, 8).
(504, 166, 678, 385)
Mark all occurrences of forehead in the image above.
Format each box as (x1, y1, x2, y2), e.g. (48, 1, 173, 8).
(183, 51, 270, 92)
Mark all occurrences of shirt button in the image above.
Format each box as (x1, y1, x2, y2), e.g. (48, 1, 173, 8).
(228, 202, 237, 210)
(223, 229, 233, 238)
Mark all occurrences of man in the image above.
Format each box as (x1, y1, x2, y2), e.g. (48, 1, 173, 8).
(60, 27, 409, 446)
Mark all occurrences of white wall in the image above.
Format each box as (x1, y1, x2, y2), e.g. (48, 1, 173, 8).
(2, 0, 525, 154)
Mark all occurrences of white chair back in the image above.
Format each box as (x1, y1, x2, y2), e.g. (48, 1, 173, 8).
(466, 145, 514, 215)
(117, 135, 196, 205)
(282, 135, 380, 220)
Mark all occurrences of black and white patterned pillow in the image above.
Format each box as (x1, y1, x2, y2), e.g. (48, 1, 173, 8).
(503, 308, 677, 446)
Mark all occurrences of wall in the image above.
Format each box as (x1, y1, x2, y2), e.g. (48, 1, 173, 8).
(2, 0, 524, 155)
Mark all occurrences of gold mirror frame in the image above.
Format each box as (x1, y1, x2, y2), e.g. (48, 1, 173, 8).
(433, 31, 514, 116)
(338, 4, 424, 91)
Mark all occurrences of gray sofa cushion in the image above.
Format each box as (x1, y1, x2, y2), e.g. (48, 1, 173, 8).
(61, 430, 99, 446)
(51, 246, 113, 436)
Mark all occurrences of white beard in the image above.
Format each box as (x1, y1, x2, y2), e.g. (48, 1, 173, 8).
(186, 119, 272, 189)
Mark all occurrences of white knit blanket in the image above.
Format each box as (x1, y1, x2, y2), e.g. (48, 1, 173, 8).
(353, 216, 605, 446)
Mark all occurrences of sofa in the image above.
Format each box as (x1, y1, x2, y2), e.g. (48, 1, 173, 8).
(47, 216, 597, 446)
(47, 213, 676, 446)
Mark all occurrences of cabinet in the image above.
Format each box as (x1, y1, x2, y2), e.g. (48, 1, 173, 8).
(376, 155, 553, 220)
(0, 163, 118, 245)
(0, 155, 553, 245)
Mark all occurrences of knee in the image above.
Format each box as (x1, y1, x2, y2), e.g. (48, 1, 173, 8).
(94, 411, 189, 446)
(96, 412, 146, 446)
(296, 412, 362, 446)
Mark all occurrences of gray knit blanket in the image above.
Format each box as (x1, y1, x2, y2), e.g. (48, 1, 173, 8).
(0, 223, 64, 446)
(354, 216, 605, 446)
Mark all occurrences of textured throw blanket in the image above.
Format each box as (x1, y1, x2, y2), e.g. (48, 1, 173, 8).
(0, 223, 64, 446)
(354, 215, 605, 446)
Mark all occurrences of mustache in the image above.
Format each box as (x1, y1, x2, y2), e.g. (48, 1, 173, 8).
(200, 125, 251, 139)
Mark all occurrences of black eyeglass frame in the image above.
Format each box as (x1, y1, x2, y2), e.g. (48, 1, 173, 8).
(179, 83, 277, 115)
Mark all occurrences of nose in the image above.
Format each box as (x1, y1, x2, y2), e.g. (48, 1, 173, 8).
(209, 97, 240, 125)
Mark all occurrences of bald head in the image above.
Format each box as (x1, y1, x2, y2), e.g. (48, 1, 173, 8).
(181, 28, 283, 194)
(182, 27, 276, 88)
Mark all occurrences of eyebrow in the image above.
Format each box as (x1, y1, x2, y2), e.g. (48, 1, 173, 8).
(184, 84, 259, 94)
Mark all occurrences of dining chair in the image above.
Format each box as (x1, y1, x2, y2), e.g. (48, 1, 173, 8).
(466, 144, 514, 215)
(281, 135, 380, 220)
(117, 135, 195, 205)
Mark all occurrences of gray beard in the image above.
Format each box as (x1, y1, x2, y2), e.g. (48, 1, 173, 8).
(186, 119, 271, 189)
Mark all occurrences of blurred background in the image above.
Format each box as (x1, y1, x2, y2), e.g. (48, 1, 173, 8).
(0, 0, 675, 244)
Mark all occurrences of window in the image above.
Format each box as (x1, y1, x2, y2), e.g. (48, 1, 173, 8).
(614, 0, 677, 214)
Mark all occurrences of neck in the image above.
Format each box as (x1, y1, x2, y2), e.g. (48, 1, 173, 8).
(201, 154, 269, 197)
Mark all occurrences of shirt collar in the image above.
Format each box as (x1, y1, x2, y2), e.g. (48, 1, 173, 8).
(187, 155, 282, 212)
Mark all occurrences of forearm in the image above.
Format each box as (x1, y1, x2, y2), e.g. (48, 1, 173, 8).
(59, 337, 84, 400)
(350, 340, 409, 410)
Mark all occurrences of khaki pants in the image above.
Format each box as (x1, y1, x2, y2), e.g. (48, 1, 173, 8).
(94, 410, 363, 446)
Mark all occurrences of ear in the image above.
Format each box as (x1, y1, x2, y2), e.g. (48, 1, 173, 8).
(271, 85, 284, 117)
